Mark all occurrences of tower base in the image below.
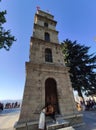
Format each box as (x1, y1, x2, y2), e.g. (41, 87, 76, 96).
(14, 113, 83, 130)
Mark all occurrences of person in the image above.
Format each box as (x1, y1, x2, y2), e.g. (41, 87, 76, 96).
(38, 104, 56, 130)
(38, 107, 45, 130)
(47, 104, 56, 122)
(39, 105, 50, 130)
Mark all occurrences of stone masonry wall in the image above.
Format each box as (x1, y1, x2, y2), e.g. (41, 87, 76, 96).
(19, 62, 77, 123)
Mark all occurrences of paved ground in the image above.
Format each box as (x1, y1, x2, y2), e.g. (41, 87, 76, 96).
(0, 108, 20, 130)
(0, 109, 96, 130)
(74, 111, 96, 130)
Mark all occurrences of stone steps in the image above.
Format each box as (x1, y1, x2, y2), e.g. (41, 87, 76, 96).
(46, 118, 70, 130)
(57, 126, 75, 130)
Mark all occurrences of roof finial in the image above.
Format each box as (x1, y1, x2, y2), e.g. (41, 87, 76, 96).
(36, 6, 40, 11)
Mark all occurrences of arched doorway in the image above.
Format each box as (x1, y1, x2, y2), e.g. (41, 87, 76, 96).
(45, 78, 60, 114)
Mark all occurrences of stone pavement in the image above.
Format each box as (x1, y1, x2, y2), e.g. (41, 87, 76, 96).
(0, 110, 96, 130)
(0, 113, 19, 130)
(73, 124, 93, 130)
(73, 110, 96, 130)
(0, 108, 20, 130)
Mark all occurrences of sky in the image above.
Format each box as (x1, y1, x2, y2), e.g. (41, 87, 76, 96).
(0, 0, 96, 100)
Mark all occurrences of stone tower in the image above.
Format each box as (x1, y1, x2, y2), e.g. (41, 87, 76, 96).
(15, 10, 82, 130)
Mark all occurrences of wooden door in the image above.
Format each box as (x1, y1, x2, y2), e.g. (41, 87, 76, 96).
(45, 78, 59, 114)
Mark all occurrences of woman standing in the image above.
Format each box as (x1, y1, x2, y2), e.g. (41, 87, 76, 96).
(38, 104, 55, 130)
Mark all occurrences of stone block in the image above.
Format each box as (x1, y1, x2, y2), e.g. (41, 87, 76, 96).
(46, 119, 69, 130)
(57, 126, 75, 130)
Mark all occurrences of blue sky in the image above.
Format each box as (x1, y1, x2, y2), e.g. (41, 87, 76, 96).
(0, 0, 96, 100)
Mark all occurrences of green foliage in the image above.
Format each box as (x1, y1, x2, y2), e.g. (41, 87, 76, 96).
(61, 39, 96, 97)
(0, 1, 16, 50)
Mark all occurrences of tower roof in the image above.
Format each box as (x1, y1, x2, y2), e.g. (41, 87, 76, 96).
(37, 10, 54, 20)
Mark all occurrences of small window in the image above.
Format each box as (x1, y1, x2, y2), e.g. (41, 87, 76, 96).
(44, 22, 48, 27)
(45, 32, 50, 42)
(45, 48, 53, 62)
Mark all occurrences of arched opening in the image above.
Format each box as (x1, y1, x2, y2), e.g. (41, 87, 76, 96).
(45, 48, 53, 62)
(45, 32, 50, 42)
(45, 78, 60, 114)
(44, 22, 48, 28)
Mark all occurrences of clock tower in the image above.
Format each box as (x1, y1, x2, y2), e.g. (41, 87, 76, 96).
(15, 10, 83, 130)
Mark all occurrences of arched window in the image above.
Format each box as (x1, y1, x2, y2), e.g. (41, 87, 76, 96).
(45, 32, 50, 42)
(45, 48, 53, 62)
(44, 22, 48, 28)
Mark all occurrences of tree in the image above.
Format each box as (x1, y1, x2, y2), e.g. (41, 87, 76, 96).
(0, 1, 16, 50)
(61, 39, 96, 98)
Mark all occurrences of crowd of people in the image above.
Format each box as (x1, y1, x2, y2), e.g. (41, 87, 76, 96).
(0, 102, 3, 110)
(0, 101, 21, 110)
(84, 98, 96, 110)
(4, 101, 20, 109)
(76, 97, 96, 111)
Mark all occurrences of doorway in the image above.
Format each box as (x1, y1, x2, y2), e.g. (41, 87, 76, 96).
(45, 78, 60, 114)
